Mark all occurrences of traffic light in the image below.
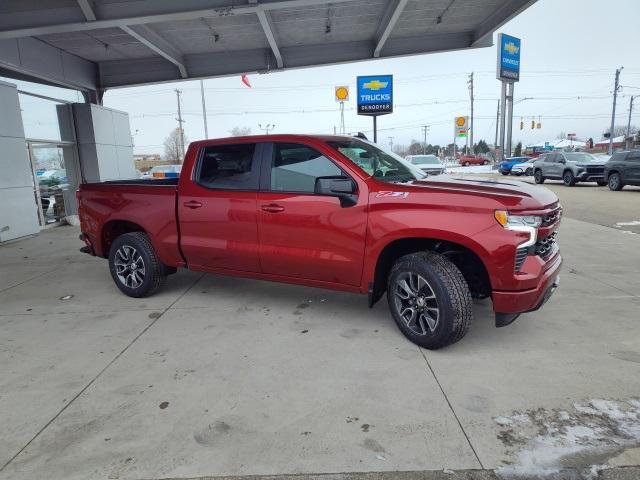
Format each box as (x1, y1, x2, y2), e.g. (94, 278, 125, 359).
(537, 121, 542, 129)
(520, 119, 524, 130)
(531, 120, 535, 129)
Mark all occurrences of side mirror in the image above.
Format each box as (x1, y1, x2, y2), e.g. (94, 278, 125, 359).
(315, 176, 357, 207)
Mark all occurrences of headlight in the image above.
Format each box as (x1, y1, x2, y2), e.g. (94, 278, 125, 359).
(494, 211, 541, 248)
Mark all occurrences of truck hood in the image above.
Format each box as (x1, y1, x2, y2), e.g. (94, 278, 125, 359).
(402, 176, 558, 211)
(574, 161, 607, 166)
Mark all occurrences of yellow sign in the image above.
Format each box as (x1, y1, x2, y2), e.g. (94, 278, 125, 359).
(363, 80, 388, 91)
(455, 116, 468, 137)
(334, 85, 349, 102)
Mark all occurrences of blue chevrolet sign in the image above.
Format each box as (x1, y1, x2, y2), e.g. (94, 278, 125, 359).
(357, 75, 393, 115)
(497, 33, 521, 82)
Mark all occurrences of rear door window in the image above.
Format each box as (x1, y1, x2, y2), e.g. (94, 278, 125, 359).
(196, 143, 260, 190)
(627, 151, 640, 161)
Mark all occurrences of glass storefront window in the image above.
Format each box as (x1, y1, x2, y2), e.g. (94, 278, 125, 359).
(19, 94, 75, 142)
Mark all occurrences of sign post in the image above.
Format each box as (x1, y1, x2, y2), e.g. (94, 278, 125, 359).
(334, 86, 349, 134)
(496, 33, 521, 160)
(357, 75, 393, 143)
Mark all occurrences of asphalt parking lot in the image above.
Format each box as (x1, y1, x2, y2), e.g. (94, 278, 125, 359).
(1, 180, 640, 480)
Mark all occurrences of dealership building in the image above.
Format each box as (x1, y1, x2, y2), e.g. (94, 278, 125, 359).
(0, 0, 536, 242)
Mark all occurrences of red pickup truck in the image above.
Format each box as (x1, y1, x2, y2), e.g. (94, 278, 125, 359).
(78, 135, 562, 349)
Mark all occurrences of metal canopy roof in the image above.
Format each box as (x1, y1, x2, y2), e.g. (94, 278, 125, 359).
(0, 0, 536, 93)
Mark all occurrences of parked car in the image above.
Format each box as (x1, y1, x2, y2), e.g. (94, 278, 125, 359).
(533, 152, 607, 186)
(458, 154, 489, 166)
(405, 154, 446, 175)
(499, 156, 532, 175)
(147, 164, 182, 178)
(510, 158, 537, 176)
(78, 134, 561, 350)
(603, 149, 640, 191)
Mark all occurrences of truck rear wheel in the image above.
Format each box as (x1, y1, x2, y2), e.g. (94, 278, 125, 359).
(387, 251, 473, 349)
(108, 232, 167, 298)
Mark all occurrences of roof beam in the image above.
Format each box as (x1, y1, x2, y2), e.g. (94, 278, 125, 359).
(373, 0, 408, 58)
(99, 32, 473, 88)
(76, 0, 97, 21)
(256, 9, 283, 69)
(0, 0, 359, 40)
(120, 25, 188, 78)
(472, 0, 536, 46)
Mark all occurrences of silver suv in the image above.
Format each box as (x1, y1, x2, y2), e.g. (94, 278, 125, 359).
(533, 152, 607, 187)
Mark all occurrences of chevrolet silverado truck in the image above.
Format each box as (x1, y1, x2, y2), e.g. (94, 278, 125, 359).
(78, 135, 562, 349)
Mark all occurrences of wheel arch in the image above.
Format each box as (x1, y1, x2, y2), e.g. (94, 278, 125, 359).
(101, 220, 147, 258)
(368, 236, 491, 307)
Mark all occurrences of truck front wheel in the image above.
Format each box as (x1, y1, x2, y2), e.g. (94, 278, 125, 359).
(108, 232, 167, 298)
(387, 251, 473, 349)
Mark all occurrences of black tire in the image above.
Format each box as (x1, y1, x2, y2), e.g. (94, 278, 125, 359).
(608, 173, 623, 191)
(526, 168, 533, 176)
(534, 169, 545, 184)
(464, 162, 470, 167)
(563, 170, 576, 186)
(501, 171, 509, 175)
(596, 180, 607, 187)
(387, 251, 473, 349)
(483, 160, 489, 165)
(108, 232, 167, 298)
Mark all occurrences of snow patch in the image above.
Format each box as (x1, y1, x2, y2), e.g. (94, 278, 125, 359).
(495, 399, 640, 479)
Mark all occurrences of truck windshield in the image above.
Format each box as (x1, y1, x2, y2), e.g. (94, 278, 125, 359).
(410, 155, 440, 165)
(564, 152, 598, 162)
(328, 139, 427, 183)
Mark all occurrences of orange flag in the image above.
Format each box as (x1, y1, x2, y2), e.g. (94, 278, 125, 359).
(241, 74, 252, 88)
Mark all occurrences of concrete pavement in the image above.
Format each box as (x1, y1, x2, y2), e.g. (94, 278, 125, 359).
(1, 215, 639, 479)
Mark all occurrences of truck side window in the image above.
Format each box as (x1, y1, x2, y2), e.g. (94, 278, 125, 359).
(627, 152, 640, 161)
(271, 143, 342, 193)
(197, 143, 259, 190)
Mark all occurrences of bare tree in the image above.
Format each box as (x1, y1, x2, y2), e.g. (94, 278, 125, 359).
(604, 125, 637, 137)
(163, 128, 188, 163)
(229, 126, 252, 136)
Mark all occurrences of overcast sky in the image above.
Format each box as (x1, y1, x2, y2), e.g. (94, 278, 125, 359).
(38, 0, 640, 154)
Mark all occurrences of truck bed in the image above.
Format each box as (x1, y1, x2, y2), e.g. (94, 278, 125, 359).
(78, 180, 183, 267)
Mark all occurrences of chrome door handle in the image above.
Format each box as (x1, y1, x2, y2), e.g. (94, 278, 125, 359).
(183, 200, 203, 209)
(261, 204, 285, 213)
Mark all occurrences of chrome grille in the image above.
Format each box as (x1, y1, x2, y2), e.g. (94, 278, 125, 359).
(535, 232, 557, 259)
(541, 208, 561, 227)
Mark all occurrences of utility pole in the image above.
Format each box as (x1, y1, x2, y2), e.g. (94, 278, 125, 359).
(609, 67, 623, 155)
(421, 125, 429, 154)
(626, 95, 636, 144)
(200, 80, 209, 139)
(388, 136, 394, 152)
(174, 89, 185, 161)
(468, 72, 474, 153)
(258, 123, 275, 135)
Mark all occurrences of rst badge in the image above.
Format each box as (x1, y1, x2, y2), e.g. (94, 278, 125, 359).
(376, 191, 409, 198)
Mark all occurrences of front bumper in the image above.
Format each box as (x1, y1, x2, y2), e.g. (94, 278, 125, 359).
(492, 252, 562, 318)
(575, 170, 604, 181)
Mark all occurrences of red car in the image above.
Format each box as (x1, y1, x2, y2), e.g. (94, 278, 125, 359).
(459, 154, 490, 166)
(78, 135, 561, 349)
